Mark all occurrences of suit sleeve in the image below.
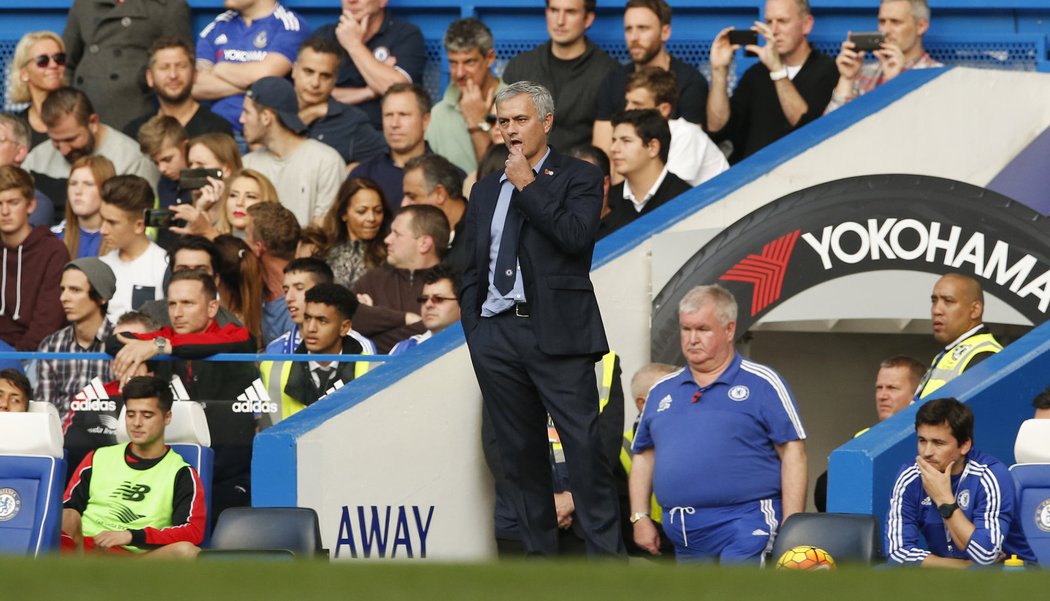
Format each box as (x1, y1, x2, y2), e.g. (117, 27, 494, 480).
(884, 465, 931, 565)
(964, 468, 1008, 565)
(129, 465, 206, 548)
(514, 161, 602, 256)
(458, 184, 482, 332)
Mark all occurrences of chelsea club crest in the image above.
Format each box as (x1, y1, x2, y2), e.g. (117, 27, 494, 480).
(0, 487, 21, 522)
(1036, 498, 1050, 533)
(728, 385, 750, 401)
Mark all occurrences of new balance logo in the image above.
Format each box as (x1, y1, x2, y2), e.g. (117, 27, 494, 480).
(112, 482, 150, 502)
(109, 502, 146, 525)
(235, 379, 278, 414)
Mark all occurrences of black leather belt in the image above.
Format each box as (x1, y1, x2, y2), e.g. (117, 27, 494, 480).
(513, 302, 530, 317)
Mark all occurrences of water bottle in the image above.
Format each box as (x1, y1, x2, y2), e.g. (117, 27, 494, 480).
(1003, 554, 1024, 571)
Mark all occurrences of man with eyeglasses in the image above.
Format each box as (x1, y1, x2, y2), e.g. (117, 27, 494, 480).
(390, 265, 460, 355)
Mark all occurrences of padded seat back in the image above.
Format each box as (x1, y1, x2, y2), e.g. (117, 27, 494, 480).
(1010, 463, 1050, 566)
(770, 512, 881, 566)
(0, 406, 66, 555)
(1015, 419, 1050, 464)
(208, 507, 326, 557)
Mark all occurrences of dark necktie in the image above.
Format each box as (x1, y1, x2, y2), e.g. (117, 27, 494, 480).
(314, 366, 334, 391)
(494, 188, 522, 295)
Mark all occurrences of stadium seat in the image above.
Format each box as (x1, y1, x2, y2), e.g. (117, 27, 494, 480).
(116, 400, 215, 545)
(204, 507, 327, 558)
(770, 512, 881, 566)
(1010, 419, 1050, 566)
(0, 401, 67, 556)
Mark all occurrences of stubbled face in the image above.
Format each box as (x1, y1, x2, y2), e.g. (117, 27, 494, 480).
(546, 0, 594, 48)
(496, 93, 552, 165)
(344, 188, 384, 241)
(383, 212, 419, 269)
(60, 268, 103, 324)
(930, 275, 981, 345)
(283, 270, 318, 326)
(623, 7, 667, 66)
(293, 48, 338, 107)
(225, 176, 264, 231)
(148, 46, 194, 104)
(874, 366, 916, 421)
(916, 421, 970, 474)
(67, 166, 103, 218)
(0, 378, 27, 412)
(419, 278, 460, 333)
(401, 167, 436, 207)
(679, 303, 735, 374)
(124, 396, 170, 449)
(167, 279, 218, 335)
(239, 97, 267, 146)
(447, 48, 494, 92)
(47, 112, 97, 165)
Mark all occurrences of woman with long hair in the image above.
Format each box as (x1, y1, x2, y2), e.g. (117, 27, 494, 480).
(213, 235, 264, 347)
(322, 177, 389, 289)
(8, 31, 66, 149)
(170, 133, 244, 238)
(216, 169, 279, 238)
(54, 155, 115, 258)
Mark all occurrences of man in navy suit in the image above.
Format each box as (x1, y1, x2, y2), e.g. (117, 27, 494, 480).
(460, 81, 625, 557)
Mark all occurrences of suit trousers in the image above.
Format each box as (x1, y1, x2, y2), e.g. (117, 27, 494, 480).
(468, 311, 626, 557)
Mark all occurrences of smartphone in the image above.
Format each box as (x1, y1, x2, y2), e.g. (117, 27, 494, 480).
(144, 208, 172, 228)
(728, 29, 758, 47)
(850, 32, 886, 52)
(180, 168, 224, 190)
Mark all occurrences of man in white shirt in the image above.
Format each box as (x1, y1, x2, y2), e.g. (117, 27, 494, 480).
(98, 175, 168, 322)
(241, 77, 346, 226)
(624, 67, 728, 187)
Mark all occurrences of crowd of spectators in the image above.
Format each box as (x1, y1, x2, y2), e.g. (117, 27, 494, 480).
(4, 0, 1030, 564)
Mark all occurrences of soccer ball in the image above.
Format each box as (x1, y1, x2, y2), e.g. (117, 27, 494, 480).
(775, 545, 836, 571)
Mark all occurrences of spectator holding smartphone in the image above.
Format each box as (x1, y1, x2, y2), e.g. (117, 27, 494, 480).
(826, 0, 941, 113)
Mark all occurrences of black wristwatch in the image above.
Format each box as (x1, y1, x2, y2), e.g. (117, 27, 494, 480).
(938, 502, 959, 519)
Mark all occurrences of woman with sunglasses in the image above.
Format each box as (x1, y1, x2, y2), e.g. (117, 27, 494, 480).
(7, 31, 67, 149)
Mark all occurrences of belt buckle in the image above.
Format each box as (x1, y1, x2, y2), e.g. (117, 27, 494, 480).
(515, 303, 529, 318)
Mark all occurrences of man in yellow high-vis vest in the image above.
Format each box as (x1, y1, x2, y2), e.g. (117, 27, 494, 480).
(916, 274, 1002, 400)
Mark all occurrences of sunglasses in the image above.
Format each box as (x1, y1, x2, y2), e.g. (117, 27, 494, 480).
(30, 53, 66, 68)
(417, 295, 456, 305)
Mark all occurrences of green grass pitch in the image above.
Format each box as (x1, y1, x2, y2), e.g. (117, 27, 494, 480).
(2, 558, 1047, 600)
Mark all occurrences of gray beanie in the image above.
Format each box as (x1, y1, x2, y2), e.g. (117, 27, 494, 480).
(66, 257, 116, 301)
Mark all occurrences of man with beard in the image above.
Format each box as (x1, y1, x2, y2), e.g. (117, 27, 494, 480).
(22, 88, 159, 214)
(123, 37, 233, 141)
(592, 0, 708, 160)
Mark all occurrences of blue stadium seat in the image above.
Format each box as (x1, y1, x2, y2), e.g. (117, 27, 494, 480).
(770, 512, 881, 566)
(116, 400, 215, 546)
(0, 401, 66, 556)
(204, 507, 327, 558)
(1010, 419, 1050, 566)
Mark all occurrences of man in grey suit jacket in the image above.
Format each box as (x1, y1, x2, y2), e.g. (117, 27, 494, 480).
(460, 81, 625, 557)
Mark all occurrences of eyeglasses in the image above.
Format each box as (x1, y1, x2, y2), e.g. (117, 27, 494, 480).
(29, 53, 66, 68)
(417, 295, 456, 305)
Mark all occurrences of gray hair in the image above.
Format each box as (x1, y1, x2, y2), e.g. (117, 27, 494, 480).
(630, 362, 678, 401)
(443, 18, 494, 55)
(495, 81, 555, 122)
(882, 0, 930, 22)
(0, 114, 30, 149)
(678, 284, 737, 326)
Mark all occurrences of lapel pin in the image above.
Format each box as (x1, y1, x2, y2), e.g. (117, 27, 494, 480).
(543, 169, 554, 176)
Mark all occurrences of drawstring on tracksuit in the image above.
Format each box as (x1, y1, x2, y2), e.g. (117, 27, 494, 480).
(669, 506, 696, 547)
(0, 245, 25, 319)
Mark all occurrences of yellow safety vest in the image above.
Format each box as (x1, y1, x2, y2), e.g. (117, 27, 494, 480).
(548, 351, 617, 463)
(619, 429, 662, 524)
(919, 332, 1001, 398)
(260, 354, 371, 425)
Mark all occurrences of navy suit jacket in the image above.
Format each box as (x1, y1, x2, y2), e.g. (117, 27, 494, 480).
(460, 149, 609, 358)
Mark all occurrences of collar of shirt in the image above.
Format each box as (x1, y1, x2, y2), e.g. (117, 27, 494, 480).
(308, 352, 341, 373)
(943, 324, 986, 351)
(623, 167, 669, 213)
(677, 352, 742, 394)
(500, 146, 552, 184)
